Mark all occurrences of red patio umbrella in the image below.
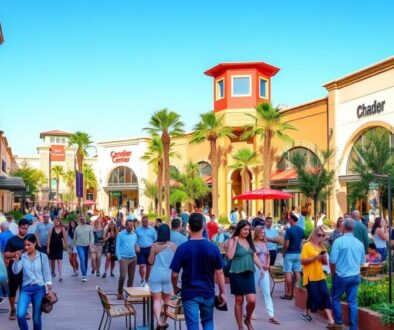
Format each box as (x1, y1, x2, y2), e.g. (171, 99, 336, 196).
(83, 200, 96, 206)
(233, 187, 293, 200)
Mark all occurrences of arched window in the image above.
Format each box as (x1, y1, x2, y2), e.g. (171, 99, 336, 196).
(197, 161, 212, 177)
(277, 147, 320, 171)
(108, 166, 138, 187)
(170, 166, 180, 179)
(347, 127, 393, 174)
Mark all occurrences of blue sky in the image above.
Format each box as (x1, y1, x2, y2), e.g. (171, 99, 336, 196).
(1, 0, 394, 157)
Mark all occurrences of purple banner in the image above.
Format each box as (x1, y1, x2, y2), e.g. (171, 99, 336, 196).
(76, 171, 83, 198)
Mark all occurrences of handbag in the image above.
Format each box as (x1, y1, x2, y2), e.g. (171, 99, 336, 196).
(40, 253, 58, 313)
(0, 255, 8, 284)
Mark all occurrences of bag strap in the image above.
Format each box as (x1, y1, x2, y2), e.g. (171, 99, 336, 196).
(39, 252, 45, 284)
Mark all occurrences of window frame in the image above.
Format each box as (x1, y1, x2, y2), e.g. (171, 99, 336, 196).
(215, 78, 225, 100)
(259, 77, 268, 98)
(231, 75, 252, 97)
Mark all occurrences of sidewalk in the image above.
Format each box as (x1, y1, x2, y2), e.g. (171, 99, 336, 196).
(0, 254, 330, 329)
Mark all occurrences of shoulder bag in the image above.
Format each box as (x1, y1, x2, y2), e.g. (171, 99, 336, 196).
(40, 253, 58, 313)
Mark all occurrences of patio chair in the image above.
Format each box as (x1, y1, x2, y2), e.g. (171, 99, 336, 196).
(161, 297, 185, 330)
(361, 263, 386, 282)
(96, 286, 136, 330)
(269, 266, 286, 296)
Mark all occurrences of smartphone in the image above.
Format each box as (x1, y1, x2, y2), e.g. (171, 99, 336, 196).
(319, 250, 326, 255)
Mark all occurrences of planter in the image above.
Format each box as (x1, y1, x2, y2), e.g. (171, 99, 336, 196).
(294, 287, 392, 330)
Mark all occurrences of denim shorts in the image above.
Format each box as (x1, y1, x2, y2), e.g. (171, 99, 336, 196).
(284, 253, 301, 272)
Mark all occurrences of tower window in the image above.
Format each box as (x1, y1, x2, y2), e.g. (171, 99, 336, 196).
(216, 79, 224, 100)
(259, 78, 267, 98)
(232, 76, 251, 97)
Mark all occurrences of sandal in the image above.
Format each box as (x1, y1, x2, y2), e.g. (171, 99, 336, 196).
(9, 310, 16, 320)
(269, 317, 280, 325)
(280, 295, 293, 300)
(244, 319, 254, 330)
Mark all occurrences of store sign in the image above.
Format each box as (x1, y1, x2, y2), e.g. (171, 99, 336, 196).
(50, 145, 66, 161)
(357, 100, 385, 119)
(111, 150, 131, 163)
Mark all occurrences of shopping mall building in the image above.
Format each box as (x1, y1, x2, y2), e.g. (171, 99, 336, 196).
(15, 56, 394, 221)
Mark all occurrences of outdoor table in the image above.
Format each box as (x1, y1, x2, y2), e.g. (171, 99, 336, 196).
(123, 286, 153, 330)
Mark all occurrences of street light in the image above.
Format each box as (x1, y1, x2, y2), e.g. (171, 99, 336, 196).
(373, 174, 392, 304)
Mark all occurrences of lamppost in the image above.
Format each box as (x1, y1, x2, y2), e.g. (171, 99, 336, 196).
(372, 174, 392, 303)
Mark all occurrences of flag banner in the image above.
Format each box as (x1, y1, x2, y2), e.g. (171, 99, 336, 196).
(76, 171, 83, 198)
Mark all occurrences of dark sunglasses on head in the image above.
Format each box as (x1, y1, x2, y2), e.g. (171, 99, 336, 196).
(317, 234, 325, 238)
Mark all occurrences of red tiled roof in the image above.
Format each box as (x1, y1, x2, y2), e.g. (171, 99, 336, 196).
(40, 130, 73, 138)
(204, 61, 280, 78)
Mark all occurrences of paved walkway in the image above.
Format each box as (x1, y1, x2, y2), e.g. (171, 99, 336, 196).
(0, 254, 330, 329)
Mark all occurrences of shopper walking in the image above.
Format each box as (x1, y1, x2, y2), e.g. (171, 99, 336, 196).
(47, 217, 67, 281)
(148, 224, 176, 329)
(35, 213, 53, 254)
(73, 216, 94, 282)
(67, 220, 79, 276)
(136, 216, 157, 286)
(12, 234, 53, 330)
(227, 220, 263, 330)
(170, 213, 226, 330)
(330, 218, 365, 330)
(264, 217, 280, 266)
(116, 220, 139, 299)
(253, 226, 279, 325)
(300, 225, 334, 328)
(170, 218, 187, 247)
(281, 214, 305, 300)
(371, 217, 389, 261)
(91, 219, 104, 277)
(102, 220, 118, 278)
(4, 218, 30, 321)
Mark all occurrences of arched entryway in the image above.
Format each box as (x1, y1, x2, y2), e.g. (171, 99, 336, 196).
(230, 168, 253, 215)
(106, 166, 139, 211)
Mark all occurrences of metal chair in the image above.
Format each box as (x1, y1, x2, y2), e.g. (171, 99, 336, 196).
(269, 265, 286, 296)
(161, 297, 185, 330)
(96, 286, 136, 330)
(361, 263, 386, 282)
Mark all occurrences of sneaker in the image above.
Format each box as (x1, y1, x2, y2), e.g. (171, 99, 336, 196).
(96, 271, 100, 277)
(91, 270, 94, 274)
(101, 273, 107, 278)
(72, 271, 78, 277)
(82, 277, 87, 282)
(140, 280, 146, 287)
(110, 272, 115, 277)
(51, 272, 56, 278)
(301, 313, 312, 322)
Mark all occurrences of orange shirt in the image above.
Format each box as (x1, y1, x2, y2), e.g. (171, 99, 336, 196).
(300, 241, 326, 286)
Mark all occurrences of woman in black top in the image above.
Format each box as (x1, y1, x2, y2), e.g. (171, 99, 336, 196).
(47, 217, 68, 281)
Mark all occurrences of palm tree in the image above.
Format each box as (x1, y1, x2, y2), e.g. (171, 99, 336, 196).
(63, 170, 76, 193)
(51, 165, 65, 201)
(68, 131, 94, 206)
(141, 136, 164, 216)
(190, 112, 235, 217)
(230, 148, 260, 213)
(241, 102, 296, 210)
(68, 131, 94, 172)
(143, 179, 159, 213)
(144, 109, 184, 217)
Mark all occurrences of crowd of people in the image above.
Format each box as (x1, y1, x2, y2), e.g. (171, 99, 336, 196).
(0, 206, 392, 330)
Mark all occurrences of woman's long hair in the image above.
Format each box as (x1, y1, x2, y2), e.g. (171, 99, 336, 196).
(156, 224, 170, 243)
(371, 217, 382, 236)
(232, 220, 255, 252)
(307, 225, 326, 248)
(253, 225, 265, 242)
(68, 219, 78, 239)
(107, 221, 118, 237)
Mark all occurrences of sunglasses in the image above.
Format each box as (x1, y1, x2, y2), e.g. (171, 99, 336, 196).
(316, 234, 325, 238)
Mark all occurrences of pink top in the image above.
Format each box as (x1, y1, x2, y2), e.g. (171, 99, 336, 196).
(255, 242, 269, 267)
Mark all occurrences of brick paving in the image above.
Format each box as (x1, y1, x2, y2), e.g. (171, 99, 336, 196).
(0, 253, 330, 330)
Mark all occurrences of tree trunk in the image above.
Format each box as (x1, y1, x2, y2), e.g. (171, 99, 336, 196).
(77, 152, 84, 211)
(162, 131, 171, 217)
(157, 159, 163, 216)
(314, 197, 318, 228)
(209, 139, 219, 218)
(262, 130, 273, 213)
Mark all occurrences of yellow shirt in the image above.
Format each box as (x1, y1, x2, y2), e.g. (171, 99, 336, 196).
(300, 241, 326, 286)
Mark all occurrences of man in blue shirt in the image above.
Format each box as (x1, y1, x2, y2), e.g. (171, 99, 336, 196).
(170, 213, 226, 330)
(115, 220, 139, 299)
(170, 218, 187, 247)
(135, 216, 157, 286)
(264, 217, 280, 266)
(330, 218, 365, 330)
(180, 209, 189, 228)
(34, 214, 53, 254)
(0, 222, 13, 252)
(281, 214, 305, 299)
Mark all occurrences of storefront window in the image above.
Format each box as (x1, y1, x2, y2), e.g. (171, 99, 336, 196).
(108, 166, 138, 187)
(198, 161, 212, 177)
(277, 147, 320, 171)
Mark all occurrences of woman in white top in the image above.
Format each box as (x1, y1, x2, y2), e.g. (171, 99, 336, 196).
(371, 217, 389, 261)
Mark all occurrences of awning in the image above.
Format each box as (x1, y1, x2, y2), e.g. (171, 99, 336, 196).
(338, 174, 361, 183)
(270, 169, 297, 182)
(0, 176, 26, 192)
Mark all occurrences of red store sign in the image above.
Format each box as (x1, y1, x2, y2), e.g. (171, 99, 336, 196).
(111, 150, 131, 163)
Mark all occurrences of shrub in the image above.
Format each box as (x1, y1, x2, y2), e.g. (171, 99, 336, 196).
(8, 211, 23, 221)
(146, 212, 158, 220)
(218, 215, 229, 225)
(65, 213, 78, 223)
(304, 217, 314, 238)
(372, 302, 394, 325)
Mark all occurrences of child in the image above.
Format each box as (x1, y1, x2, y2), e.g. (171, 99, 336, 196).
(366, 242, 382, 264)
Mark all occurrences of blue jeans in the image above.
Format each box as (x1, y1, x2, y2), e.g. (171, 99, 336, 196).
(332, 275, 360, 330)
(76, 245, 89, 276)
(182, 296, 215, 330)
(17, 284, 46, 330)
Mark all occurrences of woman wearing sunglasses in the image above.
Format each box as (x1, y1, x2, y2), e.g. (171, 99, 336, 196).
(300, 225, 335, 328)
